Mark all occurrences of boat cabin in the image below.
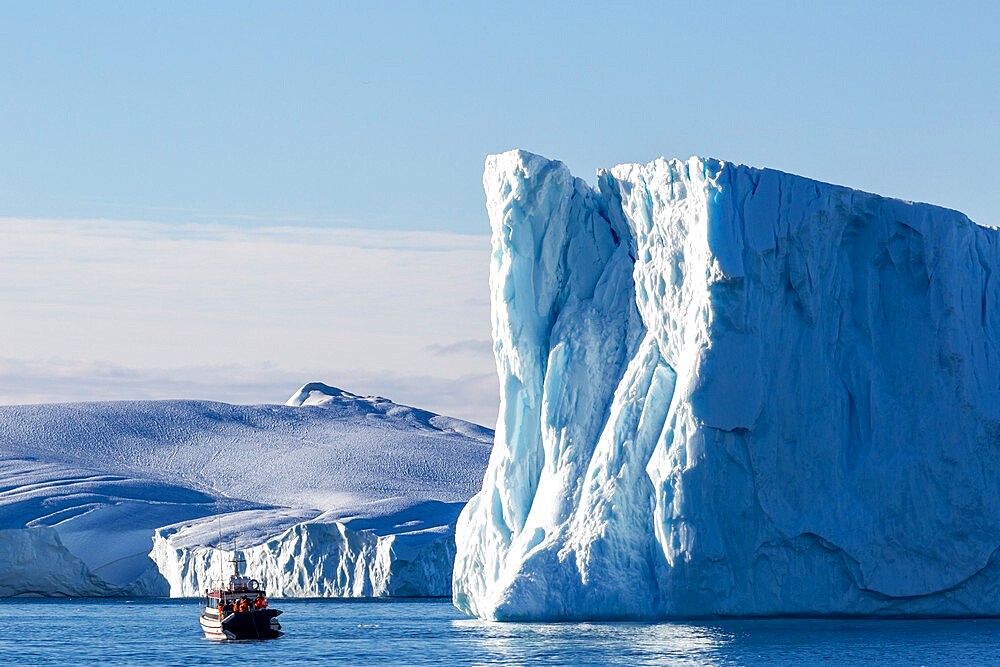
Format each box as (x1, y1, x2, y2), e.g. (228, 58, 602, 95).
(203, 557, 269, 609)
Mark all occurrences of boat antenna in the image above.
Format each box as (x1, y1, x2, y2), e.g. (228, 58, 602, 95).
(216, 513, 224, 589)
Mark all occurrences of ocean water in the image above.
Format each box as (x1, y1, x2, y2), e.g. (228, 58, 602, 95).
(1, 598, 999, 666)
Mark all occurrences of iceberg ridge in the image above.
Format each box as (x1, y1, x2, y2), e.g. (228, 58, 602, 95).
(0, 389, 492, 597)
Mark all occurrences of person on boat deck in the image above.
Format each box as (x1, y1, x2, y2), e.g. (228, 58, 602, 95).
(254, 594, 268, 609)
(238, 596, 250, 613)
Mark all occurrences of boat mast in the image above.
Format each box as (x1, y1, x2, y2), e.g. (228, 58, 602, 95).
(216, 514, 224, 590)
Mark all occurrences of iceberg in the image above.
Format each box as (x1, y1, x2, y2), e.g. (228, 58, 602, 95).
(0, 384, 492, 597)
(453, 150, 1000, 620)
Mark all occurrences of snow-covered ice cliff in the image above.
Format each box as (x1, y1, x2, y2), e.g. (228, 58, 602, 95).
(0, 384, 492, 597)
(453, 150, 1000, 620)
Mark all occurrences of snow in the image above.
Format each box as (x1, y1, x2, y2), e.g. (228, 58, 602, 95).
(0, 384, 493, 596)
(453, 150, 1000, 620)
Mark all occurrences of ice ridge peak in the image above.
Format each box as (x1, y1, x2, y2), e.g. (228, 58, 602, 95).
(452, 149, 1000, 620)
(286, 382, 363, 406)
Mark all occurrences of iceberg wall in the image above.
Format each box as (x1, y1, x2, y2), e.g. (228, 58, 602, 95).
(453, 150, 1000, 620)
(150, 502, 464, 598)
(0, 527, 116, 597)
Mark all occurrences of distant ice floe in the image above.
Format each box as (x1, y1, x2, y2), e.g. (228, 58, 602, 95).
(0, 385, 492, 597)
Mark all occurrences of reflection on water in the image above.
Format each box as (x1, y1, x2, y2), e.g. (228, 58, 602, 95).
(1, 598, 999, 666)
(451, 618, 732, 665)
(450, 616, 1000, 666)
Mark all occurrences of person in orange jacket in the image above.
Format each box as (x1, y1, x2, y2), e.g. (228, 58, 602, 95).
(254, 593, 268, 609)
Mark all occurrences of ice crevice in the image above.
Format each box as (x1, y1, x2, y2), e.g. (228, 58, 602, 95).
(454, 149, 1000, 620)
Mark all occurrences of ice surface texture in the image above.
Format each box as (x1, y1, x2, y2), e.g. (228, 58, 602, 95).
(453, 150, 1000, 620)
(0, 385, 492, 596)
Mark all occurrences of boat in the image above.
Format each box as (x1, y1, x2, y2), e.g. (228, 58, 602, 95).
(199, 556, 283, 640)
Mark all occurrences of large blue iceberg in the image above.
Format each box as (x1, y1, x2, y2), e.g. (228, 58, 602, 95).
(453, 150, 1000, 620)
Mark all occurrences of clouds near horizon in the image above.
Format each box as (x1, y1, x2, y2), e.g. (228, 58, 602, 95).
(0, 217, 499, 425)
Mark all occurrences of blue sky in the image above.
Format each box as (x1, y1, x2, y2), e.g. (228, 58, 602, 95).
(0, 2, 997, 424)
(3, 2, 998, 229)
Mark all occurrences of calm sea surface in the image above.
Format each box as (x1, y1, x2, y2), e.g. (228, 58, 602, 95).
(1, 598, 999, 666)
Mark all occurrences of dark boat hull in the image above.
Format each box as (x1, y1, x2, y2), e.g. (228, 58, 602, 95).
(201, 608, 283, 640)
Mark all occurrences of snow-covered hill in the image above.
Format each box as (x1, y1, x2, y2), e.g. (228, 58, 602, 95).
(0, 383, 493, 596)
(453, 150, 1000, 620)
